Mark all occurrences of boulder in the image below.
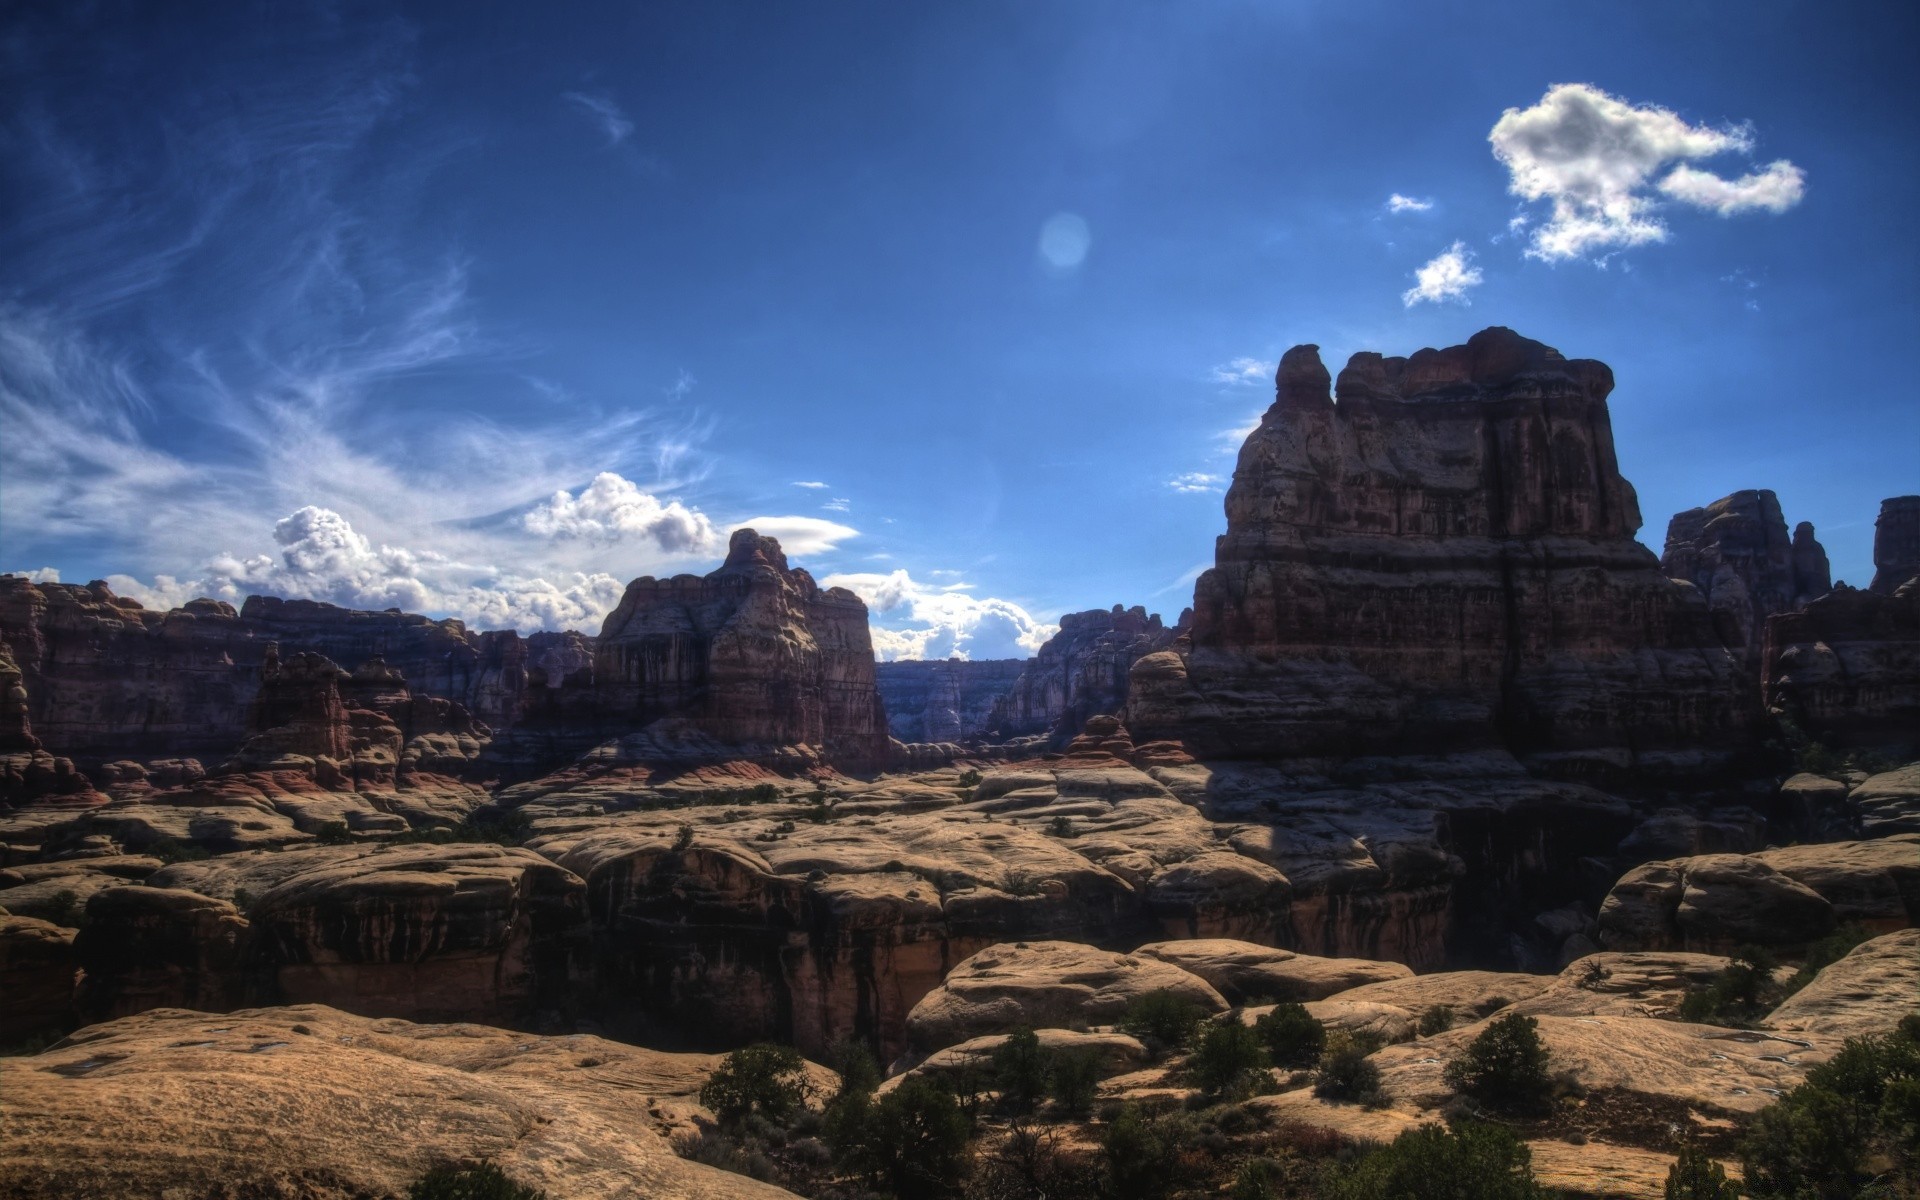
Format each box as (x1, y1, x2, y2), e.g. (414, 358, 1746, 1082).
(0, 915, 76, 1042)
(1766, 928, 1920, 1037)
(903, 940, 1226, 1054)
(1133, 938, 1411, 1003)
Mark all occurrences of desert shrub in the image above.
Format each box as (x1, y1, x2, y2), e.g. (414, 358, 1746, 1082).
(407, 1161, 546, 1200)
(1416, 1005, 1455, 1037)
(146, 837, 211, 863)
(1663, 1144, 1740, 1200)
(1677, 945, 1783, 1027)
(680, 1131, 782, 1182)
(1254, 1002, 1326, 1068)
(1740, 1014, 1920, 1198)
(1784, 924, 1872, 995)
(1320, 1121, 1546, 1200)
(1001, 870, 1044, 897)
(1313, 1029, 1385, 1106)
(699, 1043, 809, 1129)
(1118, 990, 1210, 1056)
(1229, 1154, 1302, 1200)
(1443, 1012, 1552, 1116)
(1100, 1104, 1198, 1200)
(966, 1119, 1101, 1200)
(1188, 1016, 1271, 1099)
(993, 1027, 1053, 1115)
(958, 769, 983, 787)
(836, 1076, 973, 1199)
(1048, 815, 1074, 838)
(1049, 1045, 1104, 1116)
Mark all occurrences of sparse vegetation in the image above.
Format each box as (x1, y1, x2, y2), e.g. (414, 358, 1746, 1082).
(1320, 1121, 1547, 1200)
(1416, 1004, 1455, 1037)
(1048, 1046, 1103, 1117)
(1099, 1104, 1200, 1200)
(314, 820, 354, 844)
(145, 837, 211, 863)
(1313, 1029, 1386, 1106)
(699, 1043, 811, 1129)
(1118, 990, 1210, 1057)
(1253, 1001, 1326, 1068)
(958, 769, 983, 787)
(407, 1161, 546, 1200)
(992, 1027, 1052, 1115)
(1188, 1016, 1272, 1100)
(1443, 1012, 1553, 1116)
(835, 1076, 973, 1199)
(1677, 944, 1783, 1027)
(1048, 815, 1074, 838)
(1663, 1144, 1742, 1200)
(1739, 1012, 1920, 1198)
(671, 822, 695, 851)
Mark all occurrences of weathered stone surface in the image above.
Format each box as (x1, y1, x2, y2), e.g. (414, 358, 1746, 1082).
(1506, 951, 1738, 1019)
(1598, 836, 1920, 952)
(0, 1004, 798, 1200)
(881, 1027, 1148, 1092)
(875, 658, 1025, 743)
(68, 844, 586, 1026)
(1129, 328, 1756, 783)
(1763, 581, 1920, 755)
(1133, 938, 1411, 1003)
(1766, 928, 1920, 1037)
(1849, 763, 1920, 837)
(1661, 489, 1829, 664)
(1323, 968, 1554, 1017)
(989, 606, 1179, 744)
(1871, 495, 1920, 595)
(0, 914, 76, 1041)
(594, 529, 890, 769)
(903, 940, 1227, 1054)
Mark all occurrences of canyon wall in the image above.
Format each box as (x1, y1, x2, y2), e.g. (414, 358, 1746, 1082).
(874, 658, 1025, 744)
(989, 605, 1181, 744)
(1129, 327, 1759, 783)
(1872, 495, 1920, 595)
(1660, 489, 1830, 665)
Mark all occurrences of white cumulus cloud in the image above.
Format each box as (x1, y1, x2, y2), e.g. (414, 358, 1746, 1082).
(1209, 357, 1270, 386)
(1387, 193, 1433, 213)
(1169, 472, 1225, 494)
(823, 568, 1056, 662)
(524, 471, 722, 553)
(1490, 83, 1806, 261)
(1403, 241, 1484, 306)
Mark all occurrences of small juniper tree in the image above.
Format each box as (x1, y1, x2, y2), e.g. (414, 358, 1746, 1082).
(1253, 1002, 1326, 1069)
(699, 1043, 809, 1129)
(1443, 1012, 1553, 1116)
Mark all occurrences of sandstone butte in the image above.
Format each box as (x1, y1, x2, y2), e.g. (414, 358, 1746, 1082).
(2, 327, 1918, 1200)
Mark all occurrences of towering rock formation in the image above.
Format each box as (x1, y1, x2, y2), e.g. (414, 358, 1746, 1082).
(989, 606, 1181, 744)
(593, 529, 890, 768)
(1661, 489, 1830, 664)
(1130, 328, 1756, 781)
(1764, 581, 1920, 755)
(875, 658, 1025, 744)
(1872, 495, 1920, 595)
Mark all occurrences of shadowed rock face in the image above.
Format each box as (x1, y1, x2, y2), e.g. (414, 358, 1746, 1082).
(875, 658, 1026, 743)
(1872, 495, 1920, 595)
(989, 605, 1181, 744)
(1662, 489, 1830, 665)
(595, 529, 890, 769)
(1130, 328, 1758, 782)
(1763, 579, 1920, 755)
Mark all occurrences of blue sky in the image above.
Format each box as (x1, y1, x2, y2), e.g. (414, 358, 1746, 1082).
(3, 2, 1914, 657)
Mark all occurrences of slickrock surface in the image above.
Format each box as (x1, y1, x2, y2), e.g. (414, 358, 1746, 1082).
(1661, 489, 1830, 664)
(0, 1004, 799, 1200)
(875, 657, 1025, 743)
(1851, 764, 1920, 836)
(70, 844, 585, 1025)
(1129, 328, 1755, 781)
(0, 915, 76, 1041)
(903, 940, 1227, 1054)
(1132, 937, 1411, 1003)
(1872, 495, 1920, 595)
(1765, 927, 1920, 1037)
(1597, 835, 1920, 952)
(1763, 580, 1920, 754)
(1503, 951, 1739, 1018)
(988, 605, 1179, 743)
(594, 529, 890, 769)
(1319, 968, 1554, 1017)
(880, 1027, 1148, 1092)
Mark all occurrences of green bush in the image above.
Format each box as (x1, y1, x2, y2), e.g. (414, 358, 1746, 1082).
(1100, 1104, 1197, 1200)
(1188, 1017, 1271, 1099)
(992, 1027, 1052, 1115)
(1229, 1155, 1299, 1200)
(315, 820, 353, 844)
(1663, 1145, 1741, 1200)
(1049, 1046, 1104, 1116)
(1048, 815, 1074, 838)
(699, 1043, 810, 1129)
(1254, 1002, 1326, 1069)
(1678, 944, 1785, 1027)
(1417, 1005, 1455, 1037)
(1118, 990, 1210, 1056)
(1443, 1012, 1553, 1116)
(407, 1161, 546, 1200)
(1740, 1014, 1920, 1198)
(1313, 1029, 1385, 1106)
(835, 1076, 972, 1199)
(1320, 1121, 1547, 1200)
(958, 769, 984, 787)
(1784, 925, 1872, 995)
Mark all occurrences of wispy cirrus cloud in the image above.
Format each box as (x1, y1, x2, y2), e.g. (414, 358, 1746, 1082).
(1169, 472, 1225, 494)
(563, 91, 634, 146)
(1386, 193, 1433, 213)
(1209, 356, 1270, 386)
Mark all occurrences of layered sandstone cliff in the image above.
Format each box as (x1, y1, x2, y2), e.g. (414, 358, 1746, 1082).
(1661, 489, 1830, 665)
(1763, 578, 1920, 756)
(593, 529, 890, 769)
(875, 658, 1025, 743)
(989, 605, 1180, 744)
(1129, 327, 1757, 782)
(1872, 495, 1920, 595)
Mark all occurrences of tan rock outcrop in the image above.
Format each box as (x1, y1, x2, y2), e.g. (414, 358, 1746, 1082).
(902, 940, 1226, 1054)
(1322, 968, 1554, 1017)
(1133, 937, 1411, 1003)
(988, 605, 1179, 744)
(881, 1027, 1148, 1093)
(1765, 927, 1920, 1037)
(0, 914, 76, 1042)
(0, 1004, 797, 1199)
(1661, 489, 1829, 665)
(1597, 836, 1920, 952)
